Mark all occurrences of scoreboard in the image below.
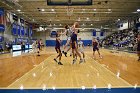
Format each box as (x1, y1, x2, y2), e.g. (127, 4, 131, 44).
(47, 0, 92, 5)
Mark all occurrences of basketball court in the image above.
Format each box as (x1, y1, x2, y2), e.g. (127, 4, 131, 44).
(0, 0, 140, 93)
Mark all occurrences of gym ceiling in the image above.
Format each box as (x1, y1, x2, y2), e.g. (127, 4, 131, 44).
(0, 0, 140, 28)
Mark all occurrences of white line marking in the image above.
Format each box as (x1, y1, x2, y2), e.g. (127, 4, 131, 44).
(8, 54, 55, 87)
(88, 55, 132, 86)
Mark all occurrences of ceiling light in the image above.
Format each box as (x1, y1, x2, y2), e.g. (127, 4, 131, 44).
(77, 17, 81, 21)
(137, 9, 140, 12)
(51, 9, 55, 11)
(132, 12, 138, 13)
(82, 9, 85, 11)
(13, 13, 16, 15)
(87, 17, 89, 20)
(118, 19, 120, 21)
(108, 9, 111, 11)
(17, 9, 21, 12)
(41, 9, 45, 12)
(93, 9, 96, 11)
(91, 24, 93, 26)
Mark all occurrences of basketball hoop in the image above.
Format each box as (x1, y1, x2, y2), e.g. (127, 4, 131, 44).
(67, 0, 72, 5)
(67, 9, 73, 16)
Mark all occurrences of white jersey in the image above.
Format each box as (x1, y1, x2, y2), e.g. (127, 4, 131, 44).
(78, 41, 83, 49)
(65, 28, 72, 37)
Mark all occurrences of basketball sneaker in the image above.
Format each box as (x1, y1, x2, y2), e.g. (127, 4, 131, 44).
(79, 59, 84, 64)
(58, 62, 63, 65)
(72, 59, 76, 64)
(62, 51, 67, 57)
(54, 58, 58, 63)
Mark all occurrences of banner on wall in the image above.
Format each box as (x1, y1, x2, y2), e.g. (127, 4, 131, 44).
(16, 38, 28, 44)
(100, 31, 104, 36)
(30, 25, 33, 37)
(12, 23, 17, 35)
(0, 36, 4, 42)
(21, 26, 24, 36)
(0, 8, 4, 15)
(17, 25, 20, 36)
(50, 31, 57, 38)
(92, 29, 96, 36)
(0, 24, 5, 32)
(136, 23, 140, 30)
(25, 27, 29, 36)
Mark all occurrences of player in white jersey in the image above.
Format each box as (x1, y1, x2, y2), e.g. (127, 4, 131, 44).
(77, 38, 85, 62)
(61, 25, 73, 57)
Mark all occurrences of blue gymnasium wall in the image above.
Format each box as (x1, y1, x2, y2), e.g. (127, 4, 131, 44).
(45, 29, 105, 46)
(46, 40, 92, 46)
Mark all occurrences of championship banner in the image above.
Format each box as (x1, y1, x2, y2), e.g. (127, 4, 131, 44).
(21, 26, 24, 36)
(12, 23, 17, 35)
(0, 24, 5, 32)
(17, 25, 20, 36)
(92, 29, 96, 36)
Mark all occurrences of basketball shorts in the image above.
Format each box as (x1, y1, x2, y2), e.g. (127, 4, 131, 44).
(93, 47, 99, 51)
(78, 48, 84, 53)
(55, 47, 61, 53)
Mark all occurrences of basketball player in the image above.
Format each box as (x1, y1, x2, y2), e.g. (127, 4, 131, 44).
(60, 24, 72, 57)
(39, 39, 43, 51)
(32, 40, 37, 53)
(77, 38, 85, 62)
(37, 39, 41, 56)
(71, 22, 83, 64)
(137, 34, 140, 61)
(54, 31, 63, 65)
(92, 38, 102, 59)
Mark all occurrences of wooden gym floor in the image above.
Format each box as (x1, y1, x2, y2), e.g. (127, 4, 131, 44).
(0, 47, 140, 88)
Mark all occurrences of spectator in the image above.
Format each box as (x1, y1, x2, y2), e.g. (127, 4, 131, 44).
(6, 42, 12, 52)
(137, 34, 140, 61)
(21, 42, 25, 52)
(0, 45, 4, 53)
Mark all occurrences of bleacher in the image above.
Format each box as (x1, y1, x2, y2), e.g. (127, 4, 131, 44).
(102, 29, 138, 53)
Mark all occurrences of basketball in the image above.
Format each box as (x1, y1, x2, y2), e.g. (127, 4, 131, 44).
(74, 22, 79, 28)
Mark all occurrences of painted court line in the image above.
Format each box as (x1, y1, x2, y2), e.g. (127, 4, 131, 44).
(8, 54, 55, 88)
(88, 56, 132, 86)
(8, 54, 132, 88)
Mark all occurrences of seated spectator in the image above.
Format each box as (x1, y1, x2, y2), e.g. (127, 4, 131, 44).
(6, 42, 12, 52)
(128, 43, 133, 51)
(0, 45, 4, 53)
(21, 42, 25, 52)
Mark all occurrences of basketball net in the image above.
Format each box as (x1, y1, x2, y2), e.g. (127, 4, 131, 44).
(67, 8, 73, 16)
